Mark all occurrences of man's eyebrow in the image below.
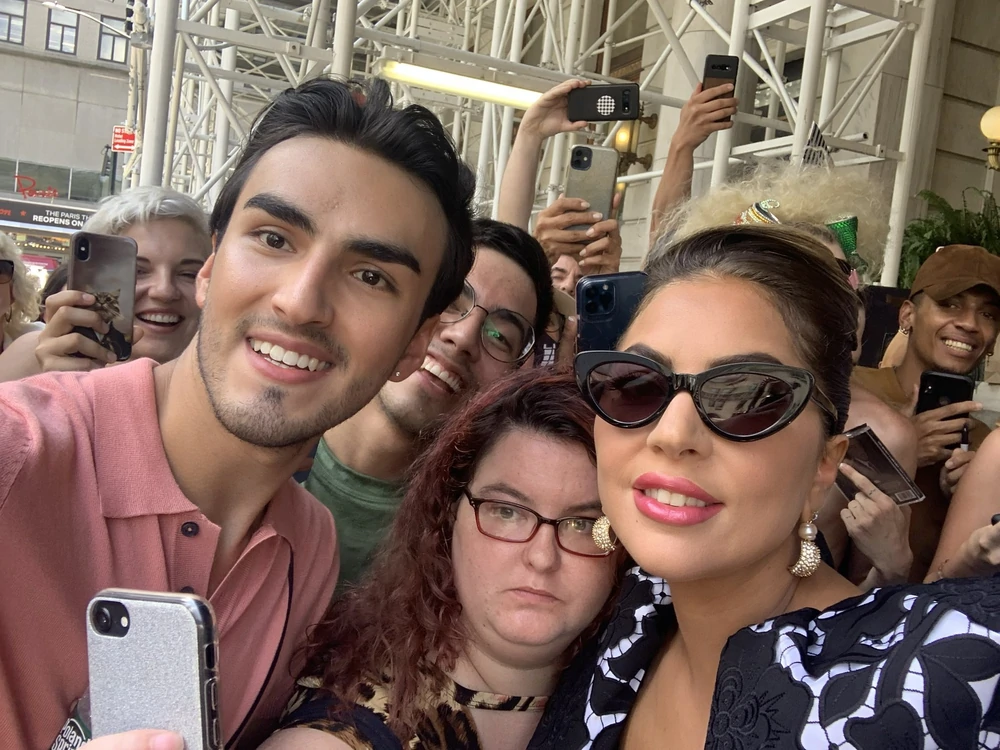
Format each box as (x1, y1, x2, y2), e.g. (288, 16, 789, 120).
(346, 238, 421, 274)
(243, 193, 315, 236)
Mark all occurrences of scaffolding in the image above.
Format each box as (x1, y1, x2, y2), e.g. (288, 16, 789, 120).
(128, 0, 935, 283)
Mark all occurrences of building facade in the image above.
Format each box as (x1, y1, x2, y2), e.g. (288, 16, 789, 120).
(0, 0, 130, 267)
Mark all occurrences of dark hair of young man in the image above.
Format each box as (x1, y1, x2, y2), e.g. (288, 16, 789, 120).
(471, 218, 554, 335)
(210, 78, 476, 321)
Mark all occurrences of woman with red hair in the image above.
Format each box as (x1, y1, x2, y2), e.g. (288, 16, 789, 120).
(262, 368, 622, 750)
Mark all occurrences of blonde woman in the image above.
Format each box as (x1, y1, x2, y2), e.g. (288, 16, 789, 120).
(649, 161, 888, 276)
(0, 231, 42, 354)
(0, 187, 211, 381)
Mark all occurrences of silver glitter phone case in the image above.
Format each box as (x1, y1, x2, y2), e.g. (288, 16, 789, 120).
(87, 589, 221, 749)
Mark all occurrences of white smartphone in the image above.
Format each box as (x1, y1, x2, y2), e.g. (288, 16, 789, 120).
(87, 589, 221, 749)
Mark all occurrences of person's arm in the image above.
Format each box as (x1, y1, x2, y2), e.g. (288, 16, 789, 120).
(926, 430, 1000, 581)
(496, 79, 589, 229)
(649, 83, 738, 245)
(0, 329, 43, 383)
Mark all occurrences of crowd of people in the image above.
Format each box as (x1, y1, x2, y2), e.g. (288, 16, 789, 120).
(2, 74, 1000, 750)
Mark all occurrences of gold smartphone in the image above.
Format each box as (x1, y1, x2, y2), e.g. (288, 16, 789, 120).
(564, 145, 619, 232)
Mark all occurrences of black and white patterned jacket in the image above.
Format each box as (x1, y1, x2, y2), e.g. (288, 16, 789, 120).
(529, 568, 1000, 749)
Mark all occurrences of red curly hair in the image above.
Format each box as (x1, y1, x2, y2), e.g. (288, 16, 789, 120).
(302, 367, 623, 739)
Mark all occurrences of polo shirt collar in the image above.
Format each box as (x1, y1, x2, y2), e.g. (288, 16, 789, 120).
(90, 359, 303, 543)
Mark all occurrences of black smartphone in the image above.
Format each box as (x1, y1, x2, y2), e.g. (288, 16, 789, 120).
(576, 271, 647, 352)
(703, 54, 739, 122)
(836, 424, 925, 506)
(916, 371, 976, 450)
(567, 83, 641, 122)
(68, 232, 138, 362)
(915, 371, 976, 414)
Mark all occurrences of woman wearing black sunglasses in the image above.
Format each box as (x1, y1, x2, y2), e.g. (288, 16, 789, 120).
(529, 225, 1000, 749)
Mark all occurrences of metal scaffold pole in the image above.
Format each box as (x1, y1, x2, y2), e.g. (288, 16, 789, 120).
(139, 0, 180, 186)
(882, 0, 936, 286)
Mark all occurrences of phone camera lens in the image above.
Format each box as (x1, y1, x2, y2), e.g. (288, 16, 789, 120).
(93, 605, 113, 634)
(599, 291, 614, 309)
(76, 239, 90, 262)
(584, 300, 598, 315)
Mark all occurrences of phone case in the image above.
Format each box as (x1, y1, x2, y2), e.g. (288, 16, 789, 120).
(68, 232, 137, 362)
(567, 83, 641, 122)
(836, 425, 925, 506)
(88, 589, 221, 750)
(576, 271, 648, 352)
(703, 54, 739, 122)
(564, 145, 619, 232)
(916, 370, 975, 414)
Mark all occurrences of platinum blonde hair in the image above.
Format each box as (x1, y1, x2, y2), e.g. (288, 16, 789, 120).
(0, 231, 41, 334)
(648, 162, 888, 273)
(83, 186, 212, 257)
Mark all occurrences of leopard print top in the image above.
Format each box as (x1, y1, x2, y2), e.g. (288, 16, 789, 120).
(281, 670, 548, 750)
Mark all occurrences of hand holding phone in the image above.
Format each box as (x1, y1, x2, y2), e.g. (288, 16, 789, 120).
(702, 54, 739, 122)
(563, 145, 618, 233)
(672, 83, 738, 152)
(68, 232, 138, 363)
(35, 290, 131, 372)
(518, 79, 592, 141)
(910, 371, 980, 467)
(566, 83, 640, 122)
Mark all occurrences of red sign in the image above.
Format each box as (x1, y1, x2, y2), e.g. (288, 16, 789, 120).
(15, 175, 58, 200)
(112, 125, 136, 153)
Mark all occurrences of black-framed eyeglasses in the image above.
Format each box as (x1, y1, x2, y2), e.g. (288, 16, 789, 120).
(464, 494, 612, 558)
(575, 350, 838, 442)
(440, 281, 535, 363)
(0, 260, 13, 284)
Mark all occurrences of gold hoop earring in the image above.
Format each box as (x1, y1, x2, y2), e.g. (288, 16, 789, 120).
(789, 512, 821, 578)
(592, 515, 616, 552)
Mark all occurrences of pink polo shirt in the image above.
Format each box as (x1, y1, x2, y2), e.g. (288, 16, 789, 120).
(0, 360, 339, 749)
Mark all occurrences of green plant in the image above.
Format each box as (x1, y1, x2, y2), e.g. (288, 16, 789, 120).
(899, 188, 1000, 288)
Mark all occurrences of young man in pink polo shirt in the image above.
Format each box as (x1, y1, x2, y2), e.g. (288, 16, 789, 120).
(0, 78, 475, 749)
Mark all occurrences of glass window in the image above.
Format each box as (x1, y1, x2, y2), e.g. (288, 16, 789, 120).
(98, 16, 127, 63)
(46, 7, 78, 54)
(0, 0, 25, 44)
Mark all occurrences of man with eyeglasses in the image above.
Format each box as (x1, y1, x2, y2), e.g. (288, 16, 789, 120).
(304, 218, 553, 594)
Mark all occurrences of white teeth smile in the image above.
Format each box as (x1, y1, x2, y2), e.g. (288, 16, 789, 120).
(249, 338, 332, 372)
(943, 339, 974, 353)
(421, 356, 462, 393)
(643, 488, 707, 508)
(137, 313, 181, 325)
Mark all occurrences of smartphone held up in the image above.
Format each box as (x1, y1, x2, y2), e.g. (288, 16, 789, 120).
(86, 589, 221, 750)
(68, 232, 138, 362)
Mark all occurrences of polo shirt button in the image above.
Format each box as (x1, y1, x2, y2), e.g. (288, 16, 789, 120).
(181, 522, 200, 537)
(180, 586, 195, 594)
